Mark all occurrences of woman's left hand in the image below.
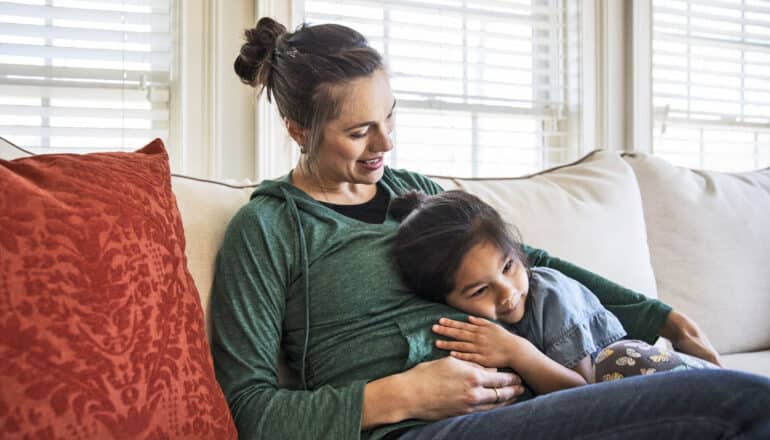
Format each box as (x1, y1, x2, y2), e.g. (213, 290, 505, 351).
(661, 310, 722, 366)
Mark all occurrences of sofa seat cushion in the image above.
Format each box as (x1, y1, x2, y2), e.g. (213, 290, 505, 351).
(624, 153, 770, 355)
(432, 150, 658, 299)
(0, 140, 237, 438)
(721, 351, 770, 378)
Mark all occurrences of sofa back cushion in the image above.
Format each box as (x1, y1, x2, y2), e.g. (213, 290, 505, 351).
(0, 140, 237, 438)
(170, 176, 254, 332)
(0, 137, 33, 160)
(623, 153, 770, 354)
(433, 150, 658, 299)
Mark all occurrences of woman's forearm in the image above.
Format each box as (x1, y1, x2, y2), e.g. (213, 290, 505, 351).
(361, 373, 411, 430)
(659, 310, 722, 365)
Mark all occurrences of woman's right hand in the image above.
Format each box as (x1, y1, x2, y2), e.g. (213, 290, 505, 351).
(361, 355, 524, 429)
(397, 356, 525, 421)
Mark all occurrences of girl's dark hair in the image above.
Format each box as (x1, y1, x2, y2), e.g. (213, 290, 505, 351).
(234, 17, 384, 164)
(390, 191, 528, 303)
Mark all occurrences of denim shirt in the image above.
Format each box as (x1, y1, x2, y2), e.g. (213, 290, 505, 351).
(511, 267, 628, 368)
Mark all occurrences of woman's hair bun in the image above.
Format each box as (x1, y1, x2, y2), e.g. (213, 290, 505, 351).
(234, 17, 287, 87)
(389, 191, 429, 222)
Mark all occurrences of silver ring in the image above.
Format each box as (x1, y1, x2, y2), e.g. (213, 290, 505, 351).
(493, 387, 501, 403)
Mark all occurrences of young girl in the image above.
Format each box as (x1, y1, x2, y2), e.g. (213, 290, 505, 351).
(390, 190, 714, 394)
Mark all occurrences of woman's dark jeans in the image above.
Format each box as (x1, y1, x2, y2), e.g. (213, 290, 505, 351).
(400, 369, 770, 439)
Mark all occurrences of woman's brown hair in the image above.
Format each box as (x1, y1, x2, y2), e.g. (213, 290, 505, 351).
(234, 17, 384, 164)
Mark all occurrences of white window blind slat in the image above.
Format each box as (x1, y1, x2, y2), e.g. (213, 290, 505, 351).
(308, 8, 565, 31)
(0, 0, 171, 154)
(89, 0, 169, 6)
(686, 0, 770, 15)
(0, 84, 158, 101)
(0, 103, 167, 120)
(302, 0, 579, 177)
(382, 41, 556, 63)
(395, 96, 562, 118)
(1, 63, 167, 83)
(0, 42, 169, 65)
(655, 30, 770, 54)
(1, 22, 169, 47)
(656, 5, 770, 28)
(6, 126, 167, 137)
(652, 0, 770, 171)
(0, 3, 169, 29)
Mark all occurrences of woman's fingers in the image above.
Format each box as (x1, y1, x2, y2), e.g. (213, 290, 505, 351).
(475, 385, 526, 410)
(482, 368, 522, 388)
(450, 351, 483, 363)
(487, 383, 526, 405)
(402, 356, 522, 420)
(474, 368, 526, 407)
(487, 384, 526, 403)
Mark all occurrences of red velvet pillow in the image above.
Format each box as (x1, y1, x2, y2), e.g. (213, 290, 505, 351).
(0, 140, 237, 438)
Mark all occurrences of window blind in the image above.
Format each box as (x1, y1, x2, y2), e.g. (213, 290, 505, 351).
(652, 0, 770, 171)
(300, 0, 581, 177)
(0, 0, 170, 154)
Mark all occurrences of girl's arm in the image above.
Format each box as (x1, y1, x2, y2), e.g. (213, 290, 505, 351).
(523, 244, 670, 344)
(433, 317, 589, 395)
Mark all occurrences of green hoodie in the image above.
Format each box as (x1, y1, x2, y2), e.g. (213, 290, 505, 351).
(210, 167, 671, 440)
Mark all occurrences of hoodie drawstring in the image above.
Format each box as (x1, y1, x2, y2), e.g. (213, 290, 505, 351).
(281, 187, 311, 390)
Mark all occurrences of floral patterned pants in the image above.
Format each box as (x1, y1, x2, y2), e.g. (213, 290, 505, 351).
(593, 339, 717, 382)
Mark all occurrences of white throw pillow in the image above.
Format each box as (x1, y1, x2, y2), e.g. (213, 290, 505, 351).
(623, 153, 770, 354)
(433, 150, 658, 299)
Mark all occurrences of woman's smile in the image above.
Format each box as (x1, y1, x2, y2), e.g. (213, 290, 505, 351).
(357, 156, 384, 171)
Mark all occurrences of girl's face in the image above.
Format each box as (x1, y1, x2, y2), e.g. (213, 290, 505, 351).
(313, 69, 396, 187)
(446, 240, 529, 324)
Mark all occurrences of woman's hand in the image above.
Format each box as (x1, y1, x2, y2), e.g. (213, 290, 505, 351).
(361, 354, 525, 428)
(661, 310, 722, 366)
(432, 316, 525, 368)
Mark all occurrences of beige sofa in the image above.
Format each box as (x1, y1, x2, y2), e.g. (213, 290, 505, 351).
(3, 139, 769, 378)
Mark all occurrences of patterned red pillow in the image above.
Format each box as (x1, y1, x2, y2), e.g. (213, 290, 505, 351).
(0, 139, 237, 439)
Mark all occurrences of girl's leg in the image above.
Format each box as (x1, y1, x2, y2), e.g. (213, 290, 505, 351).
(594, 340, 715, 382)
(399, 369, 770, 440)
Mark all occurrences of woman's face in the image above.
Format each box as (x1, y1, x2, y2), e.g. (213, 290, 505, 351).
(313, 69, 396, 186)
(446, 241, 529, 324)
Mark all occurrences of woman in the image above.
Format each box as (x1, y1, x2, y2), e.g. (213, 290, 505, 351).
(210, 17, 770, 439)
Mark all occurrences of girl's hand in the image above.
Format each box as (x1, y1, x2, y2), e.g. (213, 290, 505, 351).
(661, 310, 722, 366)
(432, 316, 524, 368)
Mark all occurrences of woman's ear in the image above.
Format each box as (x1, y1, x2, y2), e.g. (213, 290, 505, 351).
(284, 118, 307, 148)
